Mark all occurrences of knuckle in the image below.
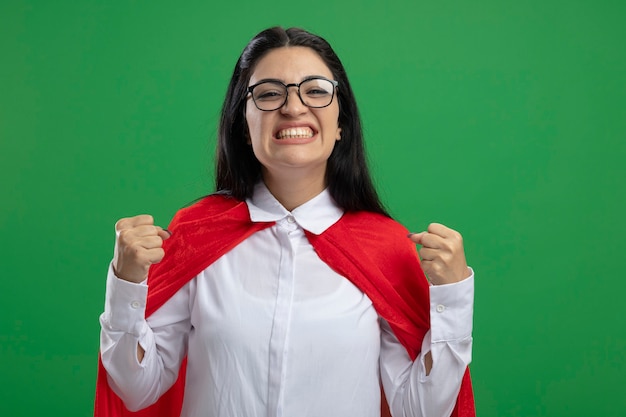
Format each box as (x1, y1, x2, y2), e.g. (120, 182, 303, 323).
(117, 230, 128, 242)
(117, 229, 133, 243)
(141, 225, 158, 236)
(115, 218, 129, 231)
(116, 214, 155, 232)
(152, 248, 166, 264)
(431, 262, 443, 275)
(123, 244, 144, 260)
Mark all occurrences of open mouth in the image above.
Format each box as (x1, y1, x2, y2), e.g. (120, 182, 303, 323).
(275, 127, 315, 139)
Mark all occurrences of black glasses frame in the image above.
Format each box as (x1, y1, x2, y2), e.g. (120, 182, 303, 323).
(247, 77, 339, 111)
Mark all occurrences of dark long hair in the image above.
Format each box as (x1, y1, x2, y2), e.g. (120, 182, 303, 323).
(215, 27, 388, 216)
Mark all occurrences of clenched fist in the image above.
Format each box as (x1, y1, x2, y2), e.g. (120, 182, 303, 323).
(408, 223, 471, 285)
(112, 215, 171, 283)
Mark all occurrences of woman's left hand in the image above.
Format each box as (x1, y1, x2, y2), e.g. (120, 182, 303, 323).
(408, 223, 471, 285)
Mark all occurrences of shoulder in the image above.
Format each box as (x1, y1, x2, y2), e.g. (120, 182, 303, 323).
(332, 211, 417, 259)
(322, 211, 427, 297)
(169, 193, 246, 228)
(340, 210, 408, 235)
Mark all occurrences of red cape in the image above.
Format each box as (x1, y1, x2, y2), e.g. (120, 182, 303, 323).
(95, 195, 475, 416)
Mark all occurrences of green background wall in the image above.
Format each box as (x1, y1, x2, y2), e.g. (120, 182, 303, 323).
(1, 1, 625, 416)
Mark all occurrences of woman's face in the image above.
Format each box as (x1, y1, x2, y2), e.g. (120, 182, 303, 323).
(245, 46, 342, 183)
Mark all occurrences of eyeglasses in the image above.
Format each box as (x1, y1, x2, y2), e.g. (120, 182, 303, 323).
(247, 77, 339, 111)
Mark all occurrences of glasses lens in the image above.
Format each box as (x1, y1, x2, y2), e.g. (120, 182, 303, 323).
(252, 82, 287, 110)
(300, 78, 335, 108)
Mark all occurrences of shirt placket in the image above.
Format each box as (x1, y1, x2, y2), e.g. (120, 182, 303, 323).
(267, 215, 299, 417)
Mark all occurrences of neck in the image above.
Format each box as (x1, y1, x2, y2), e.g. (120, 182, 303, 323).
(262, 168, 326, 211)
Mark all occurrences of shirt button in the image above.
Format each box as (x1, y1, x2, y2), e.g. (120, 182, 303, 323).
(436, 304, 446, 313)
(286, 215, 296, 224)
(130, 301, 142, 309)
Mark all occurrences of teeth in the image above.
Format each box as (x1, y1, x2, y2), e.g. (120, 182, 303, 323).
(276, 127, 314, 139)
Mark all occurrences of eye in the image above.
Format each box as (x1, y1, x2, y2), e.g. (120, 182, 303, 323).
(253, 83, 286, 101)
(257, 90, 284, 100)
(302, 79, 333, 97)
(305, 87, 330, 96)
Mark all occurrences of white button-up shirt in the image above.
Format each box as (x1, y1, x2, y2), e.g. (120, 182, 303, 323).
(100, 183, 474, 417)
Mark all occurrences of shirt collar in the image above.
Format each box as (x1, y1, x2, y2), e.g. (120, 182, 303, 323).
(246, 182, 344, 235)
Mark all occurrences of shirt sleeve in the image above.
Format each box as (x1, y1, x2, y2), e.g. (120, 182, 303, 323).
(99, 264, 191, 411)
(379, 269, 474, 417)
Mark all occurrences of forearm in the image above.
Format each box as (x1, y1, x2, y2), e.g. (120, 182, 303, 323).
(397, 332, 472, 417)
(381, 273, 474, 417)
(100, 318, 169, 411)
(99, 265, 188, 411)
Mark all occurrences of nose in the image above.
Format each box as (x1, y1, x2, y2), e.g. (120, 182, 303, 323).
(280, 86, 308, 116)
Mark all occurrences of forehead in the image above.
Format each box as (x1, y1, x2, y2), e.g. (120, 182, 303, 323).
(249, 46, 333, 84)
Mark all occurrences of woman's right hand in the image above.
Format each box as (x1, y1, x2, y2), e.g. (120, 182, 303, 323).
(112, 215, 171, 283)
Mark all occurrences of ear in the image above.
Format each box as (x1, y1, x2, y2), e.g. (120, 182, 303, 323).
(336, 127, 342, 141)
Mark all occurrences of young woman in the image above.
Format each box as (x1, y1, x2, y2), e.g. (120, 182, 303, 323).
(96, 27, 475, 417)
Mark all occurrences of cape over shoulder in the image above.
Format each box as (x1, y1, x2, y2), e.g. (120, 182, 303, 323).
(167, 194, 245, 226)
(95, 194, 271, 417)
(306, 210, 474, 417)
(305, 210, 431, 360)
(146, 194, 273, 316)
